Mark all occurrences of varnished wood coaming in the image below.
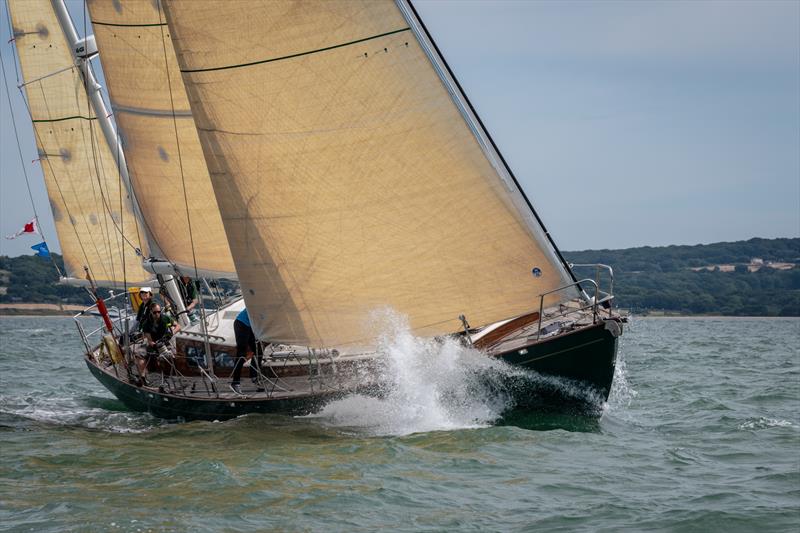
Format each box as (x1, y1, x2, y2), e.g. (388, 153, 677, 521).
(472, 311, 540, 350)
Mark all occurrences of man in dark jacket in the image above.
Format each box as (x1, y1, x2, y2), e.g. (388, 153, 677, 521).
(136, 303, 180, 385)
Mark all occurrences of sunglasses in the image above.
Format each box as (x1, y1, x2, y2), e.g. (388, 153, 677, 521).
(153, 311, 162, 315)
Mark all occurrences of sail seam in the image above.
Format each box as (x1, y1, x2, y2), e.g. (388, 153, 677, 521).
(180, 28, 411, 73)
(32, 115, 97, 123)
(90, 20, 167, 28)
(112, 103, 193, 118)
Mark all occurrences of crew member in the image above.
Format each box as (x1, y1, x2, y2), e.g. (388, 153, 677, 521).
(136, 303, 180, 385)
(230, 307, 257, 394)
(135, 287, 154, 332)
(179, 275, 200, 323)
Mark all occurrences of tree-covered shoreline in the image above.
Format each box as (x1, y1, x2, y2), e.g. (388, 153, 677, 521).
(1, 237, 798, 316)
(563, 237, 799, 316)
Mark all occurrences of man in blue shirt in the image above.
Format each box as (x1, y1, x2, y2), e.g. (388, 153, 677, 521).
(230, 308, 257, 394)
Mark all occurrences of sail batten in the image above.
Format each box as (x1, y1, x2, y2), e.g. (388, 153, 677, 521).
(8, 0, 150, 285)
(86, 0, 236, 276)
(163, 0, 577, 346)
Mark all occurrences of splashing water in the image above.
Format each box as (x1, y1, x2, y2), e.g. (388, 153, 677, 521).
(307, 309, 606, 436)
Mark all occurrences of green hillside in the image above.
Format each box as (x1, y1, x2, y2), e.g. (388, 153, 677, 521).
(563, 238, 800, 316)
(0, 254, 93, 305)
(1, 237, 798, 315)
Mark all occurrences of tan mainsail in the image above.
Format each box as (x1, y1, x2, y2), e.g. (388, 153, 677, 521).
(163, 0, 576, 346)
(86, 0, 235, 276)
(9, 0, 149, 285)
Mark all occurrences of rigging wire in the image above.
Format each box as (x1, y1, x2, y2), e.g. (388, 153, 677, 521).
(0, 46, 63, 277)
(80, 3, 118, 284)
(27, 60, 147, 275)
(83, 11, 169, 267)
(83, 0, 129, 316)
(8, 0, 135, 283)
(13, 53, 145, 283)
(156, 7, 200, 282)
(73, 72, 117, 282)
(156, 4, 218, 368)
(30, 77, 102, 281)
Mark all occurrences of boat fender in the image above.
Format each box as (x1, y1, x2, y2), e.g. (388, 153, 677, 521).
(103, 334, 124, 364)
(604, 319, 622, 338)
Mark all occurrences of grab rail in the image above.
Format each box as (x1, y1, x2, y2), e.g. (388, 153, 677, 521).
(73, 290, 132, 349)
(535, 277, 615, 341)
(72, 290, 226, 355)
(570, 263, 615, 299)
(179, 330, 226, 343)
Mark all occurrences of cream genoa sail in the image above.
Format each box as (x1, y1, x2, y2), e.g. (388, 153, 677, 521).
(85, 0, 235, 277)
(163, 0, 577, 347)
(8, 0, 150, 285)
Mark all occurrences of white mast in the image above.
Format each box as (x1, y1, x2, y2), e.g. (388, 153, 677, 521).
(49, 0, 160, 262)
(48, 0, 195, 328)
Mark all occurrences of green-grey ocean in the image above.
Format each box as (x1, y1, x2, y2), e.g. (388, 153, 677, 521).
(1, 316, 798, 532)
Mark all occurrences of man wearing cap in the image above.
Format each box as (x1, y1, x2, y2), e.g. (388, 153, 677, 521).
(135, 287, 155, 332)
(131, 287, 155, 386)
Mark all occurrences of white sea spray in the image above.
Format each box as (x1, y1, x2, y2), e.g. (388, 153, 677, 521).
(306, 308, 603, 436)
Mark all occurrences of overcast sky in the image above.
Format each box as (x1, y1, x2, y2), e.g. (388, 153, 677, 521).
(1, 0, 798, 258)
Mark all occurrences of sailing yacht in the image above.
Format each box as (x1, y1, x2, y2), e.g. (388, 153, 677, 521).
(8, 0, 624, 421)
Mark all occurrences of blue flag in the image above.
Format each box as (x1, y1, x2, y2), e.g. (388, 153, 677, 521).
(31, 241, 50, 259)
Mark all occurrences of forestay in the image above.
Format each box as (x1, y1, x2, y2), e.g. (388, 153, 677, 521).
(86, 0, 235, 277)
(163, 0, 576, 347)
(9, 0, 149, 285)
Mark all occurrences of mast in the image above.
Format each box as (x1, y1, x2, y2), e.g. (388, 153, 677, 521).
(48, 0, 197, 328)
(49, 0, 160, 261)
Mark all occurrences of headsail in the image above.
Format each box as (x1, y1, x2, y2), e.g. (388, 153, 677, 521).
(163, 0, 576, 346)
(8, 0, 150, 285)
(86, 0, 235, 277)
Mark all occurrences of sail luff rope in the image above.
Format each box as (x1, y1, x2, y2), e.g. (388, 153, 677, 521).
(47, 68, 113, 280)
(158, 3, 218, 371)
(0, 46, 64, 277)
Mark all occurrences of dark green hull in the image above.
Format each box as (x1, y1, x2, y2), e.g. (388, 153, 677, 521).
(496, 319, 620, 401)
(86, 318, 620, 421)
(86, 360, 342, 421)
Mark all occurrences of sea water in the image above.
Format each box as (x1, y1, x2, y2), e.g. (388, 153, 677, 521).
(0, 316, 797, 532)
